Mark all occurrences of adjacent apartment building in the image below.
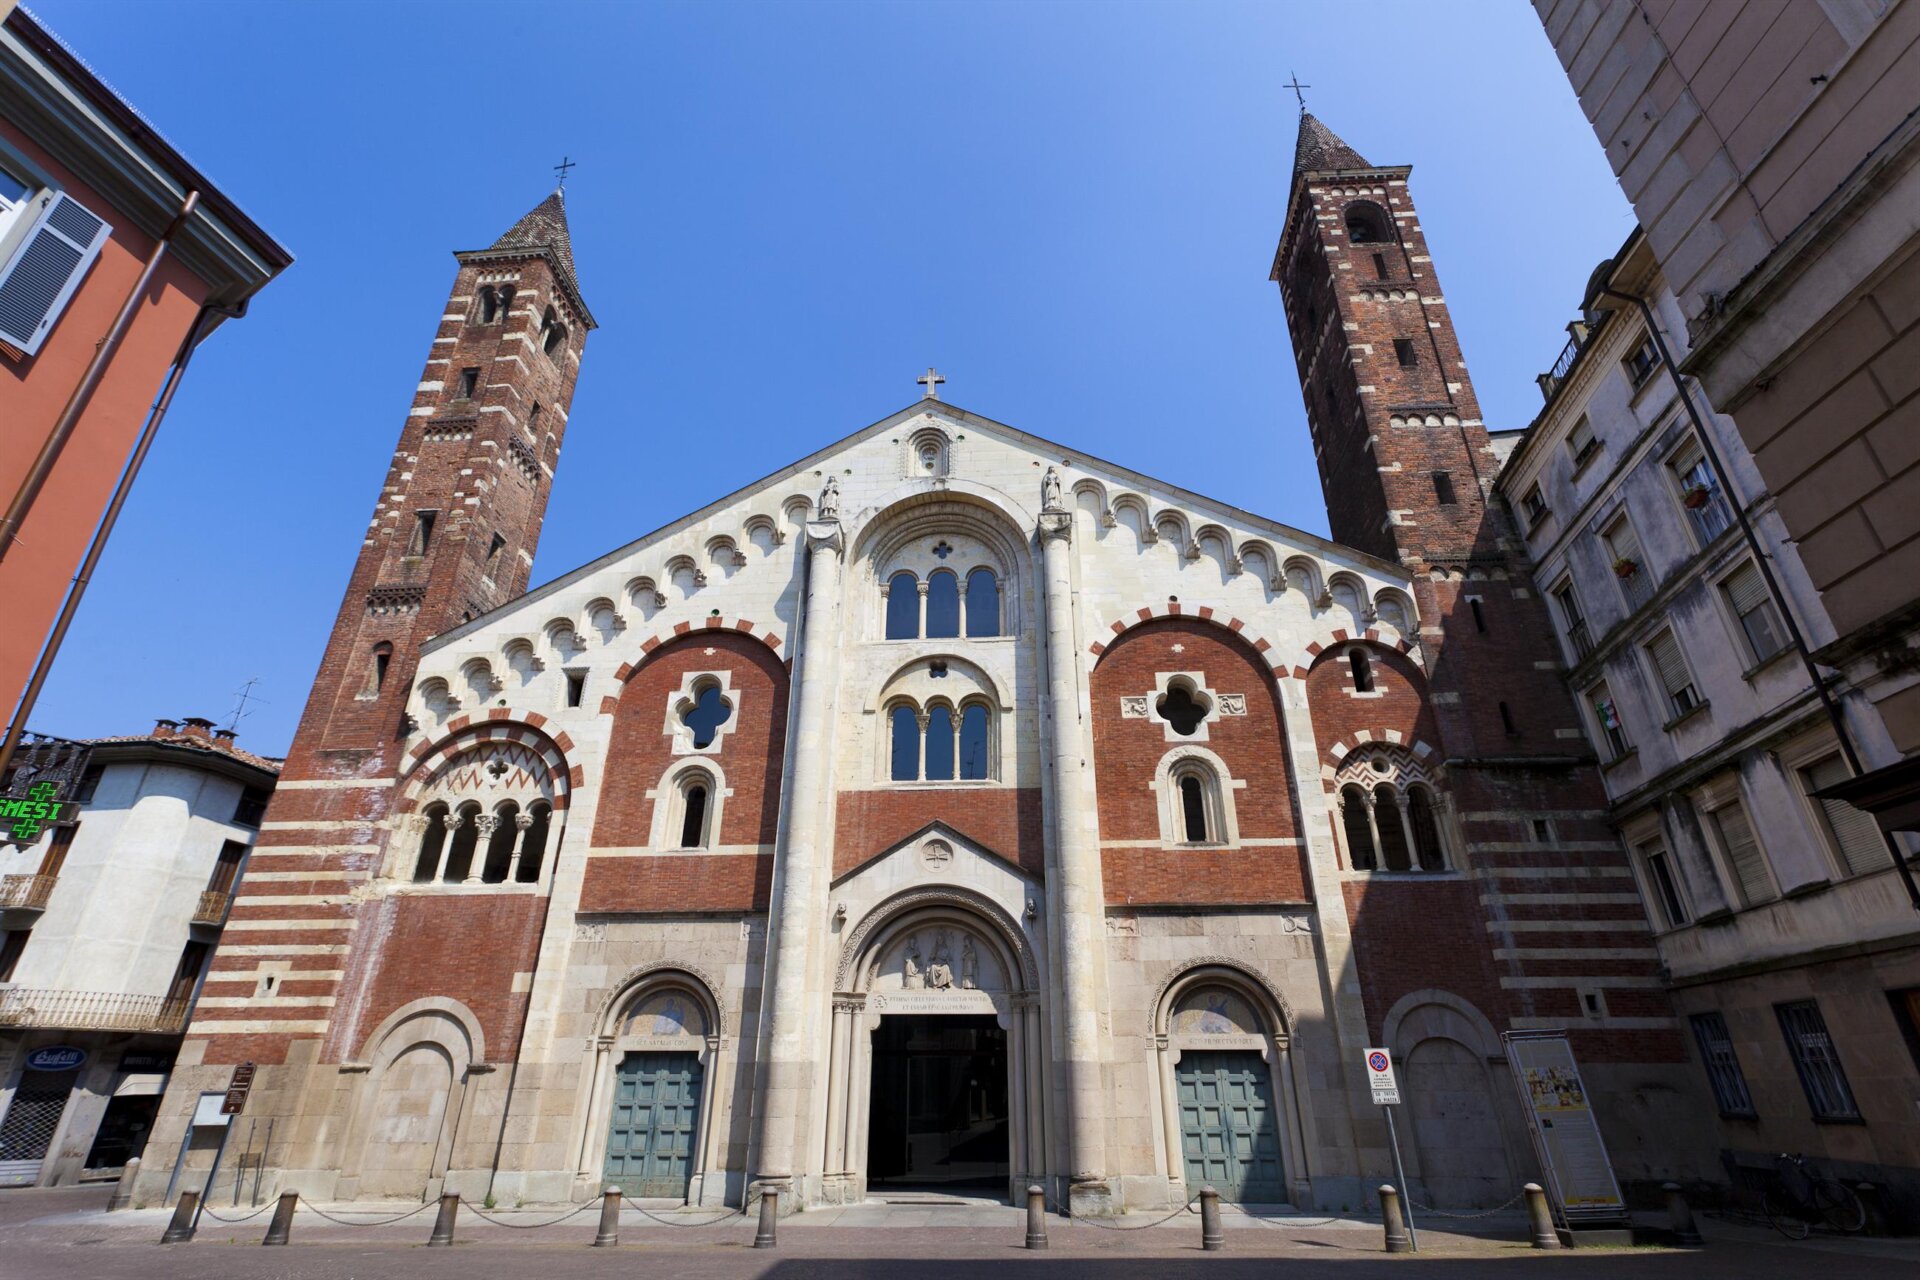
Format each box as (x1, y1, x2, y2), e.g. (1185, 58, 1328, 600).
(1, 6, 290, 742)
(1532, 0, 1920, 856)
(1496, 228, 1920, 1223)
(0, 719, 278, 1188)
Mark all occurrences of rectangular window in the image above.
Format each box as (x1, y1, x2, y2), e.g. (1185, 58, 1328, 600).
(408, 511, 436, 556)
(486, 533, 506, 565)
(1890, 987, 1920, 1075)
(1708, 797, 1774, 907)
(1603, 514, 1653, 610)
(1670, 443, 1731, 542)
(0, 187, 112, 357)
(456, 367, 479, 399)
(1432, 471, 1456, 505)
(1394, 338, 1417, 367)
(1588, 682, 1629, 760)
(38, 824, 77, 880)
(0, 929, 27, 982)
(1469, 598, 1486, 633)
(1639, 841, 1689, 928)
(1800, 754, 1890, 877)
(232, 787, 270, 829)
(1721, 561, 1788, 665)
(1776, 1000, 1861, 1121)
(565, 672, 586, 708)
(1568, 416, 1600, 468)
(206, 840, 247, 896)
(1689, 1012, 1755, 1117)
(1531, 818, 1555, 843)
(1520, 485, 1550, 532)
(167, 941, 210, 1005)
(1624, 333, 1660, 387)
(1646, 629, 1703, 720)
(1372, 252, 1388, 279)
(1498, 700, 1518, 736)
(1553, 581, 1592, 661)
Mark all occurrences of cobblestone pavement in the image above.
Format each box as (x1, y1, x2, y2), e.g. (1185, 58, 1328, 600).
(5, 1186, 1920, 1278)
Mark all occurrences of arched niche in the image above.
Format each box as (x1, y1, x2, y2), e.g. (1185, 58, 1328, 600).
(573, 964, 731, 1206)
(1148, 961, 1315, 1208)
(335, 998, 486, 1203)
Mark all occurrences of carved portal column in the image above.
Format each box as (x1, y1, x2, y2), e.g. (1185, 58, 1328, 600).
(752, 516, 844, 1194)
(1038, 510, 1109, 1209)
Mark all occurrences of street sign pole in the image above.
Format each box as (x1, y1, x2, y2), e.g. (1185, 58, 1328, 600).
(1364, 1047, 1417, 1252)
(190, 1123, 232, 1233)
(1383, 1104, 1417, 1251)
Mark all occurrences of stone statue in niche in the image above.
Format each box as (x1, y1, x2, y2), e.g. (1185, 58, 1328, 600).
(927, 930, 954, 990)
(818, 474, 841, 521)
(902, 933, 923, 989)
(1041, 466, 1064, 512)
(959, 935, 978, 990)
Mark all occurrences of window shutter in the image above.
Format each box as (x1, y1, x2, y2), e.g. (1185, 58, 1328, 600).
(1608, 519, 1643, 564)
(1724, 563, 1767, 615)
(1648, 631, 1690, 697)
(0, 192, 110, 356)
(1805, 755, 1890, 876)
(1712, 803, 1773, 906)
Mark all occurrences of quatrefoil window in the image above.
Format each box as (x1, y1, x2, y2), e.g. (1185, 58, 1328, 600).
(664, 671, 742, 756)
(1156, 681, 1210, 736)
(681, 682, 733, 749)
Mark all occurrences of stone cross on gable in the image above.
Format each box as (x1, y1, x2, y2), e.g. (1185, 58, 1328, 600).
(917, 368, 946, 400)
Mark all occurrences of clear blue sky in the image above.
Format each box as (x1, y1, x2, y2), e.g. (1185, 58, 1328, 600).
(26, 0, 1633, 757)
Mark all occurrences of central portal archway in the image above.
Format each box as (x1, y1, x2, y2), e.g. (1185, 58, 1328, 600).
(822, 887, 1045, 1205)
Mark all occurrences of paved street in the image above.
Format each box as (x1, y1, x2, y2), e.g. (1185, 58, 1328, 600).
(5, 1186, 1920, 1278)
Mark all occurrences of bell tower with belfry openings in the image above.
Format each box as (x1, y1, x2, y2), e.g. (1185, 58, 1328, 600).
(1271, 111, 1685, 1109)
(181, 187, 592, 1076)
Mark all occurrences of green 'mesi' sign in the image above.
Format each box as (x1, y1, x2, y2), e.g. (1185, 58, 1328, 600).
(1, 782, 77, 841)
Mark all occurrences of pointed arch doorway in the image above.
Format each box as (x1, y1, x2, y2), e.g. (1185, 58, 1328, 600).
(822, 887, 1046, 1205)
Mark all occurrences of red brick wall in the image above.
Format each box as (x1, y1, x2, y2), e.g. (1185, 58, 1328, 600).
(1090, 618, 1308, 905)
(834, 787, 1044, 878)
(1303, 642, 1439, 779)
(578, 631, 788, 913)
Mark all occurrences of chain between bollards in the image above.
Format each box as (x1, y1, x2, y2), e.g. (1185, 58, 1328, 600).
(160, 1189, 198, 1244)
(1379, 1184, 1413, 1253)
(1523, 1183, 1560, 1249)
(1024, 1184, 1048, 1249)
(593, 1186, 622, 1247)
(260, 1191, 298, 1245)
(752, 1186, 779, 1248)
(427, 1191, 460, 1246)
(1198, 1184, 1224, 1250)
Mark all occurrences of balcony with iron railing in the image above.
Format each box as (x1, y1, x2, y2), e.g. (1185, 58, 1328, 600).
(1566, 620, 1594, 662)
(1534, 320, 1593, 404)
(0, 987, 190, 1033)
(191, 889, 234, 927)
(0, 873, 56, 913)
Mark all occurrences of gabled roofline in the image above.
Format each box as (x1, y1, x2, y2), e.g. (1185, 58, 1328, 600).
(423, 398, 1411, 653)
(828, 818, 1035, 889)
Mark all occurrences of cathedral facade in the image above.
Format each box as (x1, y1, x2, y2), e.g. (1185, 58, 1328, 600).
(139, 117, 1717, 1214)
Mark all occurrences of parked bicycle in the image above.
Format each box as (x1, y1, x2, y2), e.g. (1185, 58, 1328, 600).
(1761, 1153, 1865, 1240)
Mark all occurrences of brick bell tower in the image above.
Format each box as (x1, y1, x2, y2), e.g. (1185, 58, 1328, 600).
(286, 188, 592, 779)
(176, 191, 591, 1084)
(1272, 111, 1687, 1130)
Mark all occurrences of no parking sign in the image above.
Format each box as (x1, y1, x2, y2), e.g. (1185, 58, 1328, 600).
(1365, 1047, 1400, 1105)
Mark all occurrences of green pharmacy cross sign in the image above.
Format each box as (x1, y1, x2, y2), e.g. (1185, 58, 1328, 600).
(1, 781, 75, 841)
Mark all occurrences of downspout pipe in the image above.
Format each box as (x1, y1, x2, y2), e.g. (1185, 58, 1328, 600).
(0, 296, 236, 782)
(0, 190, 200, 563)
(1597, 283, 1920, 912)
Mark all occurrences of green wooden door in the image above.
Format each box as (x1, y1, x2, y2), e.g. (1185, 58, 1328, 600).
(1177, 1050, 1286, 1203)
(604, 1052, 703, 1198)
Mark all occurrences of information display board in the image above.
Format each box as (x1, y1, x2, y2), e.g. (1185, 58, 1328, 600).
(1502, 1031, 1625, 1223)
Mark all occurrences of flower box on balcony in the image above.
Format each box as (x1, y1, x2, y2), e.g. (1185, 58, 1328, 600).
(1612, 557, 1640, 579)
(1681, 485, 1713, 509)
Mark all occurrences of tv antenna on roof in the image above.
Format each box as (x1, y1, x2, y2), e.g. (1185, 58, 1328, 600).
(227, 677, 265, 733)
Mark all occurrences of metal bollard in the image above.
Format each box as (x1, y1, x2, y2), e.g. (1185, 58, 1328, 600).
(1524, 1183, 1560, 1249)
(1024, 1184, 1048, 1250)
(752, 1187, 778, 1249)
(262, 1191, 298, 1246)
(593, 1185, 622, 1247)
(1380, 1184, 1413, 1254)
(427, 1191, 460, 1247)
(160, 1189, 199, 1244)
(108, 1156, 141, 1211)
(1199, 1184, 1224, 1251)
(1663, 1182, 1701, 1246)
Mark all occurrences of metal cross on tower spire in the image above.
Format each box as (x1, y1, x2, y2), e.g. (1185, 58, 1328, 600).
(554, 155, 577, 188)
(1284, 72, 1311, 111)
